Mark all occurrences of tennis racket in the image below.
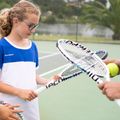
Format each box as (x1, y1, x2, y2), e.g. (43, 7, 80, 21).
(35, 49, 108, 94)
(16, 113, 24, 120)
(56, 39, 120, 106)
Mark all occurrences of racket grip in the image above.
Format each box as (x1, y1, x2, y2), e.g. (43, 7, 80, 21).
(115, 99, 120, 106)
(35, 86, 46, 94)
(35, 80, 55, 94)
(97, 79, 120, 107)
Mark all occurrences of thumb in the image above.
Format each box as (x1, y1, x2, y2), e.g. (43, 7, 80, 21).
(98, 82, 105, 90)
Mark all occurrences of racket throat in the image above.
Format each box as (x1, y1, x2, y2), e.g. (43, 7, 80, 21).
(86, 71, 99, 83)
(46, 79, 65, 88)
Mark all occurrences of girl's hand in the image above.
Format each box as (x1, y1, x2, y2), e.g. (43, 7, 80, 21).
(51, 75, 61, 82)
(16, 89, 38, 101)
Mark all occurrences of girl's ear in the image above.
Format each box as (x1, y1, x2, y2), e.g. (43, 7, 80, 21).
(12, 17, 19, 24)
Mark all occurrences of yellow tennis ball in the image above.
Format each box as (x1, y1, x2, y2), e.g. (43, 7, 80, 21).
(107, 63, 119, 77)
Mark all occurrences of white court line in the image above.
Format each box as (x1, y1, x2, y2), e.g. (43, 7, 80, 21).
(38, 51, 53, 54)
(39, 52, 60, 60)
(39, 63, 70, 77)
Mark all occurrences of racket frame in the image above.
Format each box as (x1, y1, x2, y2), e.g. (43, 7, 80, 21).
(57, 39, 110, 84)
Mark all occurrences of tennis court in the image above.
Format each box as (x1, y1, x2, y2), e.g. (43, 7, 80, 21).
(35, 41, 120, 120)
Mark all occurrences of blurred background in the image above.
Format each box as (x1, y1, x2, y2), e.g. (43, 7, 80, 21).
(1, 0, 120, 43)
(1, 0, 120, 120)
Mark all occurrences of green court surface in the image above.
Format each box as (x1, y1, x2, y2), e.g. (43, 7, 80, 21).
(36, 41, 120, 120)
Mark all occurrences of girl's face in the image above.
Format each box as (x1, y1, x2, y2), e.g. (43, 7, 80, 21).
(13, 13, 40, 39)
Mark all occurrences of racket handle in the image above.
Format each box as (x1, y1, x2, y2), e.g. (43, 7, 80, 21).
(97, 80, 120, 107)
(35, 86, 46, 94)
(35, 80, 54, 94)
(115, 99, 120, 106)
(90, 76, 120, 107)
(102, 78, 120, 106)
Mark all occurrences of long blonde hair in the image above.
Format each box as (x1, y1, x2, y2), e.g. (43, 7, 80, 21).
(0, 0, 41, 38)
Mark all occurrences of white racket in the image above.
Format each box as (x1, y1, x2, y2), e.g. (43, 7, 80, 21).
(56, 39, 120, 106)
(35, 49, 108, 93)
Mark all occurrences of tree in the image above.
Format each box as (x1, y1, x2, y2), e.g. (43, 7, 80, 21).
(0, 0, 11, 9)
(80, 0, 120, 40)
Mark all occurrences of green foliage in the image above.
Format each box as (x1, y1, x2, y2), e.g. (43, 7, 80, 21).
(80, 0, 120, 40)
(0, 0, 80, 24)
(4, 0, 19, 5)
(43, 15, 57, 24)
(0, 1, 10, 9)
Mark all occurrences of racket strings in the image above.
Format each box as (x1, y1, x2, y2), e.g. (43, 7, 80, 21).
(60, 43, 108, 79)
(65, 49, 94, 68)
(61, 65, 81, 79)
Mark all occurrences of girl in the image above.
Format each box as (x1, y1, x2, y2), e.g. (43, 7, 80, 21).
(0, 0, 58, 120)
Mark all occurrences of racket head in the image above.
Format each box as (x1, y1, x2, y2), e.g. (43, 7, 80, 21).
(56, 39, 110, 82)
(59, 63, 82, 80)
(95, 50, 108, 60)
(59, 48, 108, 80)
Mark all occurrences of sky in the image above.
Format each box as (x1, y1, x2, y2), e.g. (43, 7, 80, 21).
(64, 0, 110, 9)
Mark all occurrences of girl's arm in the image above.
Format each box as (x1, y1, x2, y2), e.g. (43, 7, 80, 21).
(0, 82, 37, 101)
(0, 82, 20, 96)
